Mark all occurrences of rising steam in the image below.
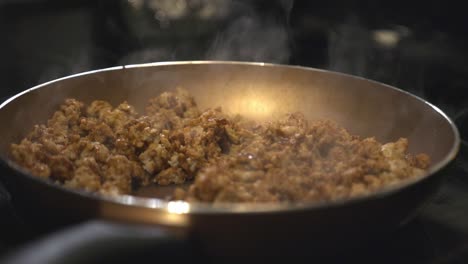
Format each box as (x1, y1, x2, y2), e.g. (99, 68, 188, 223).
(206, 14, 290, 63)
(120, 0, 293, 64)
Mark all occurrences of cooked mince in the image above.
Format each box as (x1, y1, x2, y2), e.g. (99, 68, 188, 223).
(10, 88, 430, 203)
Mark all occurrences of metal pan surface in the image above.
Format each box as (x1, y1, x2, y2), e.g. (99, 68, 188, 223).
(0, 61, 460, 257)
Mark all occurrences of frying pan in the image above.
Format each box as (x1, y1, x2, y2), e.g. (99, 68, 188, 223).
(0, 61, 460, 262)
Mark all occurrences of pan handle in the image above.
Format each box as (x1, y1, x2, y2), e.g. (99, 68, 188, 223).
(1, 220, 193, 264)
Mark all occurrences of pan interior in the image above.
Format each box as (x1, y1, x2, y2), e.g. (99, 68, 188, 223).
(0, 62, 459, 206)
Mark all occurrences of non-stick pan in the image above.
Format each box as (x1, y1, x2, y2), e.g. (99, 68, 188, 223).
(0, 61, 460, 262)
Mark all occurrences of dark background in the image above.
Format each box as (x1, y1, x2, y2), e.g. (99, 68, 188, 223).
(1, 0, 468, 117)
(1, 1, 468, 263)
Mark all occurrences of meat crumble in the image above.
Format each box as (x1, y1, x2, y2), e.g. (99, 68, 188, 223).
(10, 88, 430, 203)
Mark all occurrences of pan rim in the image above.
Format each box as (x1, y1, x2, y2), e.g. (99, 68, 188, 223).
(0, 60, 461, 215)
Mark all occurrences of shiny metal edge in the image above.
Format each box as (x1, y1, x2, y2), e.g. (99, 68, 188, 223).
(0, 61, 461, 215)
(0, 66, 124, 109)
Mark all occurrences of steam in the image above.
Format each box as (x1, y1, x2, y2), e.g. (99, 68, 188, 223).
(327, 15, 429, 100)
(119, 47, 175, 65)
(120, 0, 293, 64)
(328, 16, 370, 77)
(38, 50, 91, 84)
(206, 15, 290, 63)
(205, 0, 292, 63)
(327, 15, 467, 163)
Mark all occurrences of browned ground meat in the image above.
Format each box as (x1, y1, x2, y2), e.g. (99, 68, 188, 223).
(10, 88, 430, 202)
